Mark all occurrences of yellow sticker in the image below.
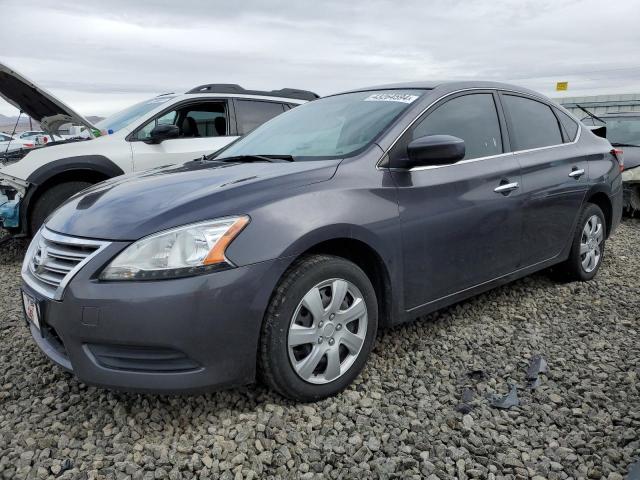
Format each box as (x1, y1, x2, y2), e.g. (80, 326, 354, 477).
(556, 82, 568, 91)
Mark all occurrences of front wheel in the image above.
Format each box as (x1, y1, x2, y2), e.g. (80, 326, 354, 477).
(258, 255, 378, 402)
(29, 181, 93, 234)
(555, 203, 606, 282)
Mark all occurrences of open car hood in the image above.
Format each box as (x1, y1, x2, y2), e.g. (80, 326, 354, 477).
(0, 62, 96, 136)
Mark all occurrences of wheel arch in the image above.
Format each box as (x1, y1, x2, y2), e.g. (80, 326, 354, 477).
(22, 155, 124, 234)
(275, 228, 396, 329)
(585, 189, 613, 238)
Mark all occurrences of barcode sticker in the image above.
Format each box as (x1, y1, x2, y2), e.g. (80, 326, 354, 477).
(364, 93, 419, 104)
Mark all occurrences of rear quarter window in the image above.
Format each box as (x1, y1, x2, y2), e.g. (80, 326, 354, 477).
(555, 109, 579, 142)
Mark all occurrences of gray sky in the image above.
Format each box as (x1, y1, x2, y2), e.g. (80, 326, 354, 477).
(1, 0, 639, 117)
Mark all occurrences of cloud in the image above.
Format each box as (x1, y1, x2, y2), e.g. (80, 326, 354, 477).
(0, 0, 639, 117)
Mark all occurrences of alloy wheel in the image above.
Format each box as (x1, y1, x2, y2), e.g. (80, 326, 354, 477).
(287, 278, 368, 384)
(580, 214, 603, 273)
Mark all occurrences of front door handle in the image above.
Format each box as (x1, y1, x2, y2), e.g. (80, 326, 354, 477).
(494, 182, 519, 194)
(569, 168, 585, 179)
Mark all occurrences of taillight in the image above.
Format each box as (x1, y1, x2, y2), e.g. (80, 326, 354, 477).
(24, 143, 34, 148)
(611, 148, 624, 172)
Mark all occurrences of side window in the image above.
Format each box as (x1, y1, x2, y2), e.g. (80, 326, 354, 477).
(411, 93, 502, 160)
(181, 104, 227, 137)
(136, 110, 177, 140)
(555, 109, 579, 142)
(502, 95, 562, 150)
(134, 102, 227, 141)
(236, 100, 285, 135)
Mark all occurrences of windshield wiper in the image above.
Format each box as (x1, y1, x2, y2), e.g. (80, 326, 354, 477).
(216, 154, 294, 163)
(611, 142, 640, 148)
(576, 104, 606, 124)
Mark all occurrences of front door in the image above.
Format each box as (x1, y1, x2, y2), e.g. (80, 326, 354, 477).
(129, 100, 236, 171)
(388, 91, 523, 310)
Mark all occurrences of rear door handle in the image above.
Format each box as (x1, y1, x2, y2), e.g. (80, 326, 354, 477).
(569, 168, 585, 179)
(494, 182, 519, 194)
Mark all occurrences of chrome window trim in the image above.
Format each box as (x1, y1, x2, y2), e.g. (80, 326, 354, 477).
(21, 228, 110, 301)
(387, 152, 515, 172)
(377, 87, 583, 172)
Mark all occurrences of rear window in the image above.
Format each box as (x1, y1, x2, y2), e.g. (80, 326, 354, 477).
(503, 95, 562, 150)
(556, 109, 579, 142)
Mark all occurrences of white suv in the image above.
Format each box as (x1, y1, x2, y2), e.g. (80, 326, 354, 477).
(0, 62, 316, 234)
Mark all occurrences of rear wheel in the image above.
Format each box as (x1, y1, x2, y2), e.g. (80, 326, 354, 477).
(29, 181, 92, 234)
(554, 203, 606, 282)
(259, 255, 378, 401)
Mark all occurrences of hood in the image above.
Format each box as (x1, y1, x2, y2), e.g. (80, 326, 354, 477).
(0, 133, 106, 175)
(45, 159, 340, 240)
(0, 62, 96, 136)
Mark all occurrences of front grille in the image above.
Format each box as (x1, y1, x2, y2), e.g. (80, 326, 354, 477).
(22, 228, 110, 300)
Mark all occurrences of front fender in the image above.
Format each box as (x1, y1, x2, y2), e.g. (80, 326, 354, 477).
(26, 155, 124, 186)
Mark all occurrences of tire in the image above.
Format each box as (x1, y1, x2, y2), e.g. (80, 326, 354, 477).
(258, 254, 378, 402)
(554, 203, 606, 282)
(29, 181, 92, 234)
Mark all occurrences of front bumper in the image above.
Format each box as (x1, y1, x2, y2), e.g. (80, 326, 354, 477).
(622, 166, 640, 212)
(622, 165, 640, 184)
(22, 244, 290, 393)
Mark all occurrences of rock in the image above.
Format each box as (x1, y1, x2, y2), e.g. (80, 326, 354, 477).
(462, 415, 474, 428)
(549, 393, 563, 404)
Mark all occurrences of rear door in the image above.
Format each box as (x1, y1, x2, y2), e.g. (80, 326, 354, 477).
(500, 93, 588, 267)
(233, 99, 288, 135)
(388, 91, 523, 310)
(129, 99, 236, 171)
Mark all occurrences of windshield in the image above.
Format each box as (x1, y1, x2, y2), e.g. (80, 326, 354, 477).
(215, 89, 425, 160)
(94, 96, 175, 133)
(604, 117, 640, 146)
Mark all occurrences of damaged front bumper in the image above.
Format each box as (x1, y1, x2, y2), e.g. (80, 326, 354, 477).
(0, 173, 28, 229)
(622, 166, 640, 212)
(623, 165, 640, 184)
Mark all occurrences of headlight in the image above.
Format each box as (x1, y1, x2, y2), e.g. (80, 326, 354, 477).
(100, 216, 249, 280)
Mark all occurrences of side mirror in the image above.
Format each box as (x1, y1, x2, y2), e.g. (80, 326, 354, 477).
(146, 124, 180, 144)
(396, 134, 465, 169)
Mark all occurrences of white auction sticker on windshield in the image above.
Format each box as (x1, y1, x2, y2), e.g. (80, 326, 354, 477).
(364, 93, 419, 104)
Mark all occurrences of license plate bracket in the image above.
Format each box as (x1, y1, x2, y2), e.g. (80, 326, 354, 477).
(22, 290, 41, 331)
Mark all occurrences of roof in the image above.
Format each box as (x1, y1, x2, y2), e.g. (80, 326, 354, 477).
(185, 84, 318, 101)
(334, 80, 549, 100)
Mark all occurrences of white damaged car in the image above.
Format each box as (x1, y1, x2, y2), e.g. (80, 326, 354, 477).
(0, 62, 317, 235)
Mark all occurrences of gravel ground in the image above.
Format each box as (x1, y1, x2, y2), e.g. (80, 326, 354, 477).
(0, 220, 638, 480)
